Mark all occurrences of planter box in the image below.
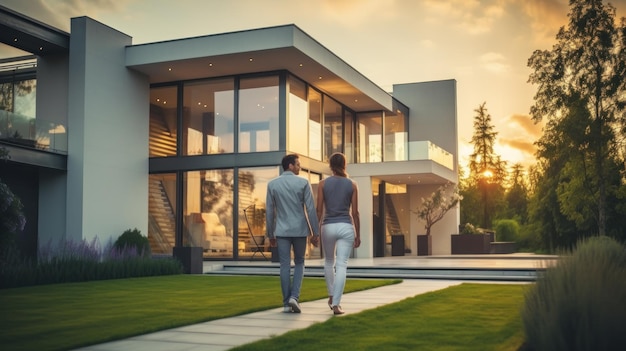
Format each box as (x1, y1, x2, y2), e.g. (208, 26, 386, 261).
(490, 241, 517, 254)
(391, 235, 405, 256)
(417, 235, 432, 256)
(451, 234, 491, 254)
(173, 246, 203, 274)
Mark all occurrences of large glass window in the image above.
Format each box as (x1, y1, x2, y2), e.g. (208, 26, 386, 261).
(183, 79, 234, 155)
(238, 76, 279, 153)
(308, 88, 322, 160)
(0, 79, 42, 149)
(287, 75, 308, 155)
(238, 166, 279, 259)
(149, 86, 178, 157)
(183, 169, 234, 258)
(323, 97, 342, 162)
(344, 110, 355, 163)
(384, 106, 408, 161)
(357, 112, 382, 163)
(148, 173, 177, 255)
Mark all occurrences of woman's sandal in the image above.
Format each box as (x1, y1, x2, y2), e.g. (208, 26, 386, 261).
(332, 305, 345, 315)
(328, 296, 333, 310)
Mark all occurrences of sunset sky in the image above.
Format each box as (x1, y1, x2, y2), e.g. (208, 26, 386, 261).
(3, 0, 626, 172)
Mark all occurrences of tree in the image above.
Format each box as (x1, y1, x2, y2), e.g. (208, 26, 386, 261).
(528, 0, 626, 238)
(467, 102, 507, 228)
(505, 163, 529, 224)
(413, 182, 462, 236)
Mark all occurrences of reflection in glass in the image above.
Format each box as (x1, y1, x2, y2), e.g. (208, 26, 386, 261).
(357, 112, 382, 163)
(308, 88, 322, 160)
(323, 97, 342, 162)
(149, 86, 178, 157)
(344, 110, 355, 163)
(384, 105, 408, 161)
(148, 173, 177, 255)
(184, 169, 234, 258)
(239, 76, 279, 153)
(238, 166, 279, 259)
(288, 75, 308, 155)
(183, 79, 234, 155)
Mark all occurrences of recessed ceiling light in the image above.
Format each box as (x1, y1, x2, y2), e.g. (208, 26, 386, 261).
(318, 76, 322, 80)
(168, 68, 172, 71)
(249, 58, 253, 62)
(208, 63, 213, 66)
(299, 63, 303, 67)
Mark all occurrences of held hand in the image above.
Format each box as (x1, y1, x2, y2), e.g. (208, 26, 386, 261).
(310, 235, 319, 247)
(354, 237, 361, 248)
(269, 238, 277, 247)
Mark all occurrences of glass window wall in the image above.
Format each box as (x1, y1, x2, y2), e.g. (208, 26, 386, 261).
(238, 76, 279, 153)
(183, 169, 235, 258)
(308, 88, 322, 160)
(323, 97, 342, 162)
(183, 78, 234, 155)
(149, 86, 178, 157)
(344, 110, 355, 163)
(148, 173, 177, 255)
(287, 75, 308, 155)
(384, 106, 408, 161)
(357, 112, 382, 163)
(238, 166, 279, 259)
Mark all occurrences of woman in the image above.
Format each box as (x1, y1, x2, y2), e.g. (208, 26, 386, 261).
(316, 152, 361, 315)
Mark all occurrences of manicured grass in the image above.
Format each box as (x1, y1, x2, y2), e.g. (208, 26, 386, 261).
(0, 275, 398, 351)
(232, 283, 529, 351)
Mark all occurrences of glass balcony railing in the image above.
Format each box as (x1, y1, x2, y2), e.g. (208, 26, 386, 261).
(0, 110, 67, 154)
(408, 140, 453, 169)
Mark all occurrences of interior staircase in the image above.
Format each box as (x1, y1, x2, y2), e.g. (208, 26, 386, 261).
(148, 179, 175, 254)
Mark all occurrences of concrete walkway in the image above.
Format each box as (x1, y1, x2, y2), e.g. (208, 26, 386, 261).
(73, 279, 473, 351)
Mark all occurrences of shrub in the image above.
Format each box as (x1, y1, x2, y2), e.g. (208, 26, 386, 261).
(493, 219, 519, 242)
(0, 237, 182, 289)
(113, 228, 151, 257)
(460, 223, 480, 235)
(0, 178, 26, 250)
(521, 236, 626, 350)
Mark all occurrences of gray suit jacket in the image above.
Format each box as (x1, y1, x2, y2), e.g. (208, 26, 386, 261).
(266, 171, 319, 239)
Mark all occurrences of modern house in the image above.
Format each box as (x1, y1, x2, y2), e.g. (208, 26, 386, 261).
(0, 5, 459, 261)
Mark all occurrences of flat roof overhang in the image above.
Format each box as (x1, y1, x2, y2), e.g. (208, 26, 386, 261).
(348, 160, 457, 186)
(0, 5, 69, 56)
(126, 24, 395, 113)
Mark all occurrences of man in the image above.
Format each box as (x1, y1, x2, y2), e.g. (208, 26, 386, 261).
(266, 154, 320, 313)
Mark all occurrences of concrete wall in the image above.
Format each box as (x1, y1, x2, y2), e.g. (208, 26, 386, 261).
(67, 17, 149, 245)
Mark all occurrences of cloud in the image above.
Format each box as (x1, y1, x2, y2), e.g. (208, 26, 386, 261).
(2, 0, 127, 31)
(480, 52, 510, 73)
(507, 113, 544, 138)
(423, 0, 506, 34)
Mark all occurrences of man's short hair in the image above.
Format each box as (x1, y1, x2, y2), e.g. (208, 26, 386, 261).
(282, 154, 299, 171)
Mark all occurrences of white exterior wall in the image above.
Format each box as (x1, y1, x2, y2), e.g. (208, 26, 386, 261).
(408, 184, 460, 255)
(395, 80, 459, 255)
(351, 175, 373, 258)
(67, 17, 150, 245)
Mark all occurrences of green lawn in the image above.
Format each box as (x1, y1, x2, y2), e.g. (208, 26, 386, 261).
(1, 276, 529, 351)
(0, 275, 398, 351)
(232, 283, 529, 351)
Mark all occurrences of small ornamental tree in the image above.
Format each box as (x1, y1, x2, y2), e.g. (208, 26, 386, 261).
(413, 182, 462, 236)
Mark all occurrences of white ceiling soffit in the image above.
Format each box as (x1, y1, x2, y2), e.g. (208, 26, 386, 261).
(126, 24, 393, 113)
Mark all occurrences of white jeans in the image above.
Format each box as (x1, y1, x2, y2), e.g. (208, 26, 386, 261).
(321, 222, 355, 307)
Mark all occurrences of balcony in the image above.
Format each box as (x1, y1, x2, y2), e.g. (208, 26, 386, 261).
(0, 110, 67, 154)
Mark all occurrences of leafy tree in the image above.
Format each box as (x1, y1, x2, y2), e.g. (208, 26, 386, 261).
(528, 0, 626, 239)
(467, 102, 507, 228)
